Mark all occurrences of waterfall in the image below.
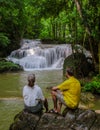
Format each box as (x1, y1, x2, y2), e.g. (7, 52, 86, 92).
(7, 39, 73, 70)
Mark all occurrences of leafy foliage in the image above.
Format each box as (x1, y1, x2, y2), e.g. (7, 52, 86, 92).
(0, 0, 100, 71)
(0, 33, 10, 47)
(83, 74, 100, 94)
(0, 59, 23, 72)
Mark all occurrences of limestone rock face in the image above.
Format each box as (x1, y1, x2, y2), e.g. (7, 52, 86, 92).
(9, 108, 100, 130)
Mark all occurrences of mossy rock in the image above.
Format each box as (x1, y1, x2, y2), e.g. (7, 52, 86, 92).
(63, 53, 95, 78)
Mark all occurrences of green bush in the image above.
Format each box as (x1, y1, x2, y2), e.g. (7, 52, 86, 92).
(0, 60, 23, 72)
(0, 33, 10, 47)
(83, 74, 100, 94)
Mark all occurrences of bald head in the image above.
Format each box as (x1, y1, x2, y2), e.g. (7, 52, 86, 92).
(27, 74, 35, 87)
(28, 74, 35, 81)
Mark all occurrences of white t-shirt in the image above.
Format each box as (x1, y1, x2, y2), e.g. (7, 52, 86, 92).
(23, 84, 44, 107)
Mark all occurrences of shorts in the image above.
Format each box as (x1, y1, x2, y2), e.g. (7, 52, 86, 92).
(56, 90, 66, 106)
(24, 102, 43, 113)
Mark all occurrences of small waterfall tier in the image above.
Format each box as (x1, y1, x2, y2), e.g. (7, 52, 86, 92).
(7, 39, 72, 70)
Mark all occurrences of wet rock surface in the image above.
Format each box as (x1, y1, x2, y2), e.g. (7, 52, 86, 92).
(9, 108, 100, 130)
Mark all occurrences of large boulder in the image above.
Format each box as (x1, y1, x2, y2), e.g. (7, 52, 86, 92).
(63, 53, 95, 78)
(9, 108, 100, 130)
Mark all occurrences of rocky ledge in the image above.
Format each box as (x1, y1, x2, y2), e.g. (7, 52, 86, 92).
(9, 108, 100, 130)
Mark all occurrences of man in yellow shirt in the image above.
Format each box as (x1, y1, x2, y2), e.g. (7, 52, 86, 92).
(51, 67, 81, 113)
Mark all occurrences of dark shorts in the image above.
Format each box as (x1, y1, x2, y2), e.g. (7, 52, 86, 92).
(24, 102, 43, 113)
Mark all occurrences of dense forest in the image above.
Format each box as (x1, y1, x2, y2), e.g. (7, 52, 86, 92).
(0, 0, 100, 73)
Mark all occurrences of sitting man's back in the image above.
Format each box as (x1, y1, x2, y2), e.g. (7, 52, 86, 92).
(51, 67, 81, 113)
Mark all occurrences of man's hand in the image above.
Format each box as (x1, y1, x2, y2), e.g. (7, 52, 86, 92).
(52, 86, 58, 91)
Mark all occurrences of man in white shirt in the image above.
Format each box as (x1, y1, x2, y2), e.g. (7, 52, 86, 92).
(23, 74, 48, 114)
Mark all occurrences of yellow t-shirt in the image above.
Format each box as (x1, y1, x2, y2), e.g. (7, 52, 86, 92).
(57, 76, 81, 109)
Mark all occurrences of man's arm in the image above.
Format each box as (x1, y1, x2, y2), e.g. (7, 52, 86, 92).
(52, 86, 59, 91)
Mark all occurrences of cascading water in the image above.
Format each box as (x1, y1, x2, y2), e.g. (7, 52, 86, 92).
(7, 39, 91, 71)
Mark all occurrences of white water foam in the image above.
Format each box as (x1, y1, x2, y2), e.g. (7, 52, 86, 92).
(7, 39, 91, 71)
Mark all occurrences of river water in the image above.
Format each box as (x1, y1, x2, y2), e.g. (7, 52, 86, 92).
(0, 69, 63, 130)
(0, 70, 100, 130)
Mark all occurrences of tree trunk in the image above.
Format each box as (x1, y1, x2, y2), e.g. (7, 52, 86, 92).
(58, 21, 61, 39)
(62, 23, 66, 40)
(74, 0, 96, 66)
(55, 21, 57, 39)
(51, 18, 56, 39)
(98, 42, 100, 73)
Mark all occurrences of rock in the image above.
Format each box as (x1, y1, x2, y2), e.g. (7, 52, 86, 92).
(9, 108, 100, 130)
(9, 111, 40, 130)
(63, 53, 95, 78)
